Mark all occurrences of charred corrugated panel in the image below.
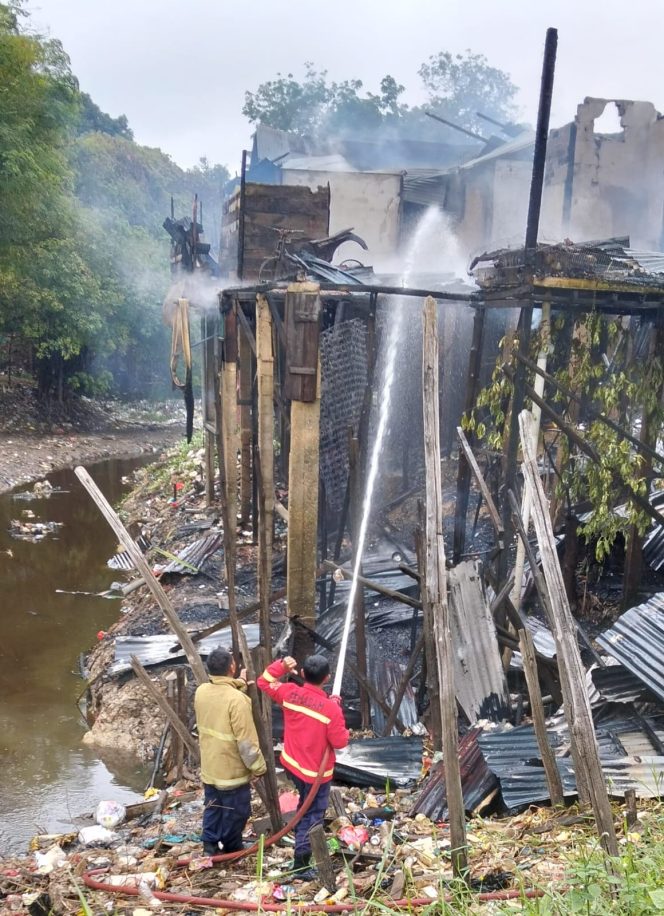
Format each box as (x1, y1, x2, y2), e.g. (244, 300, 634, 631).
(448, 560, 510, 723)
(510, 616, 556, 669)
(596, 593, 664, 702)
(110, 625, 260, 676)
(591, 665, 657, 705)
(499, 762, 577, 810)
(368, 638, 419, 736)
(155, 532, 223, 575)
(477, 723, 567, 775)
(594, 710, 664, 758)
(334, 737, 423, 788)
(410, 729, 498, 821)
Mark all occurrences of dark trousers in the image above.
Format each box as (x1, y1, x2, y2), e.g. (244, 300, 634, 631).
(202, 783, 251, 852)
(290, 773, 331, 857)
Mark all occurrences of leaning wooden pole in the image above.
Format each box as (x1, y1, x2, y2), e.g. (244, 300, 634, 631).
(75, 466, 208, 686)
(518, 410, 619, 856)
(216, 305, 281, 833)
(421, 297, 467, 877)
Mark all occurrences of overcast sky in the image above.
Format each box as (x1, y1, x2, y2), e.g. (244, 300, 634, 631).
(25, 0, 664, 172)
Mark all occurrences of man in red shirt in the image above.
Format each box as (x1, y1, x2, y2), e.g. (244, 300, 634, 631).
(257, 654, 349, 877)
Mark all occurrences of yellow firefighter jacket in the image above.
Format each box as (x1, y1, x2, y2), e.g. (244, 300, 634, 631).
(194, 675, 267, 789)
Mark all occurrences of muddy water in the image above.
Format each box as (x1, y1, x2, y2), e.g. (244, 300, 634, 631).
(0, 458, 154, 853)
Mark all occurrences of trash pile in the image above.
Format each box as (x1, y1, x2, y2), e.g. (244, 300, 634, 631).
(2, 770, 654, 913)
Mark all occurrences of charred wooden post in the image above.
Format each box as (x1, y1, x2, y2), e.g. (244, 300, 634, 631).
(422, 297, 467, 878)
(453, 304, 486, 562)
(518, 627, 564, 806)
(416, 508, 441, 746)
(165, 672, 182, 776)
(519, 410, 619, 857)
(238, 316, 253, 529)
(309, 824, 336, 892)
(285, 282, 322, 662)
(256, 295, 275, 663)
(500, 28, 558, 583)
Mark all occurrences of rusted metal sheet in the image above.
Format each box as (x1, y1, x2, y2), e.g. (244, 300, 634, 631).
(410, 729, 498, 821)
(448, 560, 510, 723)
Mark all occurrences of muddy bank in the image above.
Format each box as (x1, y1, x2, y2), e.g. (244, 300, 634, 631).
(0, 427, 184, 493)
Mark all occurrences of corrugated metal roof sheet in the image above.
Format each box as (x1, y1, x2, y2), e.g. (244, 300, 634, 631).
(477, 723, 566, 776)
(499, 763, 577, 810)
(596, 593, 664, 702)
(334, 736, 423, 788)
(410, 729, 498, 821)
(591, 665, 655, 705)
(110, 625, 260, 675)
(368, 638, 419, 735)
(602, 757, 664, 798)
(154, 533, 223, 575)
(448, 560, 509, 723)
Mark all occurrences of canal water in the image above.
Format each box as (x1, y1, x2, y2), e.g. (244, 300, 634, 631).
(0, 457, 154, 853)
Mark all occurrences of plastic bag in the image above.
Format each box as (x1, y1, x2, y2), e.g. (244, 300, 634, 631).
(95, 800, 126, 829)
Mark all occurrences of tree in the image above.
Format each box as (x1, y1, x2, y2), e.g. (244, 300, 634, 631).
(0, 1, 229, 401)
(419, 50, 518, 134)
(242, 54, 519, 141)
(77, 92, 133, 140)
(242, 63, 407, 138)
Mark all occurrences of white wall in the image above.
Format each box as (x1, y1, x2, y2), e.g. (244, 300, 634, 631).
(280, 168, 402, 262)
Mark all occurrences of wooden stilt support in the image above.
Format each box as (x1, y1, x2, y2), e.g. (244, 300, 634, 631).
(222, 305, 240, 553)
(256, 295, 275, 663)
(422, 297, 467, 878)
(75, 466, 207, 686)
(309, 824, 336, 892)
(416, 511, 441, 748)
(518, 627, 564, 806)
(238, 317, 253, 529)
(519, 409, 619, 857)
(216, 306, 281, 833)
(453, 304, 486, 562)
(284, 282, 321, 663)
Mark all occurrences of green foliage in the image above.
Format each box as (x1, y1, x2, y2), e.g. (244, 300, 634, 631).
(242, 62, 407, 137)
(469, 315, 664, 563)
(242, 53, 519, 141)
(419, 50, 518, 134)
(0, 2, 228, 401)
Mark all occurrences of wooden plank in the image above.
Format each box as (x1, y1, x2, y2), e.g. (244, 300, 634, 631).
(518, 409, 619, 856)
(421, 297, 467, 877)
(456, 426, 503, 542)
(287, 367, 321, 657)
(284, 282, 321, 402)
(309, 824, 336, 892)
(238, 321, 253, 528)
(74, 467, 207, 687)
(256, 294, 275, 663)
(518, 627, 564, 806)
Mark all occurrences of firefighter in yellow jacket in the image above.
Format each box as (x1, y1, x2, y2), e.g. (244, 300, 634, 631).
(194, 646, 266, 856)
